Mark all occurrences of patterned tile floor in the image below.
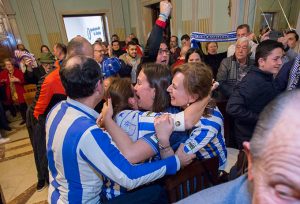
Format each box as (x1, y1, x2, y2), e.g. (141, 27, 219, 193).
(0, 117, 48, 204)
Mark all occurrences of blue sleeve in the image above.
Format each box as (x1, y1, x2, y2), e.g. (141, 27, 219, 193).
(79, 127, 179, 190)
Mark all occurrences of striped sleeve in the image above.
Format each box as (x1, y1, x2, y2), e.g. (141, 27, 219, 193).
(183, 109, 223, 154)
(78, 127, 179, 190)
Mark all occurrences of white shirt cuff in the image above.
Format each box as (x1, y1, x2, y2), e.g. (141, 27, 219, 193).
(172, 111, 185, 131)
(174, 155, 180, 171)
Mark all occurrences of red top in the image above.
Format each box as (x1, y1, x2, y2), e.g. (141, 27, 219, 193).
(0, 68, 26, 104)
(171, 59, 185, 71)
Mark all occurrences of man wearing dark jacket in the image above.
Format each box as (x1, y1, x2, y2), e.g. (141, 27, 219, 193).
(142, 0, 172, 65)
(226, 40, 284, 149)
(24, 53, 54, 84)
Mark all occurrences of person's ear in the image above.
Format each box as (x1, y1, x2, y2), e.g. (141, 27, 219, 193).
(95, 80, 104, 94)
(188, 93, 199, 104)
(151, 88, 156, 100)
(258, 58, 264, 67)
(243, 141, 254, 181)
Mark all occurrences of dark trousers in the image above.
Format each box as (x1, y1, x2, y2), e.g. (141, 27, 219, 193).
(0, 102, 10, 130)
(103, 184, 168, 204)
(19, 102, 27, 121)
(27, 110, 48, 183)
(3, 103, 27, 121)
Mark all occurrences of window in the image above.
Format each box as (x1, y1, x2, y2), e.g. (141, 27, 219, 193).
(260, 12, 275, 30)
(63, 14, 108, 43)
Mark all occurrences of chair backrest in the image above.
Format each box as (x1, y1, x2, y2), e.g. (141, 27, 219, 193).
(23, 91, 36, 106)
(24, 84, 37, 93)
(164, 157, 219, 203)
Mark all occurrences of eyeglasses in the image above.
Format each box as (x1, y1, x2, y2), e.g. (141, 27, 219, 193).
(158, 49, 170, 55)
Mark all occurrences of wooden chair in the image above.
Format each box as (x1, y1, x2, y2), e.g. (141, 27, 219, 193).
(24, 84, 37, 93)
(164, 157, 219, 203)
(23, 84, 37, 106)
(23, 91, 36, 106)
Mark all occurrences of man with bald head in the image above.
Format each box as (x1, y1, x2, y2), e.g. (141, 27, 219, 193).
(29, 36, 93, 191)
(177, 90, 300, 204)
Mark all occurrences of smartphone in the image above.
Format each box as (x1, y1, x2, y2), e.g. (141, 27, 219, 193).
(269, 31, 284, 41)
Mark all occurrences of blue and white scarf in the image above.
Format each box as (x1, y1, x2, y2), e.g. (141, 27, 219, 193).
(191, 31, 237, 48)
(287, 54, 300, 91)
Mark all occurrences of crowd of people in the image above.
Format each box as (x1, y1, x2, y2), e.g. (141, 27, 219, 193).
(0, 0, 300, 203)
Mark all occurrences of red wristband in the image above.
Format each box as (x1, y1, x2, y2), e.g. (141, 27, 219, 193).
(156, 19, 167, 29)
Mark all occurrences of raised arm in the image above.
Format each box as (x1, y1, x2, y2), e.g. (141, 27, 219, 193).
(143, 1, 171, 62)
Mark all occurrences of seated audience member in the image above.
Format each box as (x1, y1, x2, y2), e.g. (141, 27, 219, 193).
(185, 48, 203, 63)
(111, 40, 126, 58)
(169, 35, 181, 64)
(181, 34, 191, 48)
(103, 63, 226, 169)
(177, 90, 300, 204)
(46, 55, 194, 203)
(24, 53, 55, 84)
(275, 54, 300, 92)
(0, 58, 27, 125)
(286, 30, 299, 52)
(203, 42, 227, 78)
(217, 37, 254, 99)
(172, 45, 190, 70)
(227, 24, 257, 59)
(226, 40, 283, 149)
(119, 41, 141, 82)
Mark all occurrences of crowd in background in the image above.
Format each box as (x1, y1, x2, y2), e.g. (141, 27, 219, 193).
(0, 0, 300, 203)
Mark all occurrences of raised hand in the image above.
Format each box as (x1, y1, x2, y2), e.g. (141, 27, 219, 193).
(175, 144, 196, 168)
(160, 0, 172, 19)
(154, 114, 174, 145)
(101, 98, 114, 123)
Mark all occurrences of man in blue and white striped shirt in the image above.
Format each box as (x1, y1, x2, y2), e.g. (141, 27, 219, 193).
(46, 56, 194, 203)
